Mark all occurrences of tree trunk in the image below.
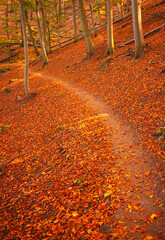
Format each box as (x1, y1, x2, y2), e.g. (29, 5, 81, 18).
(59, 0, 62, 19)
(132, 0, 144, 58)
(126, 0, 130, 12)
(18, 0, 29, 97)
(46, 20, 52, 53)
(88, 0, 97, 37)
(5, 0, 11, 58)
(45, 11, 51, 53)
(72, 0, 78, 42)
(121, 1, 124, 18)
(35, 0, 48, 67)
(39, 0, 49, 55)
(107, 0, 114, 55)
(24, 10, 40, 57)
(96, 0, 101, 23)
(77, 0, 94, 56)
(54, 1, 61, 48)
(116, 2, 121, 14)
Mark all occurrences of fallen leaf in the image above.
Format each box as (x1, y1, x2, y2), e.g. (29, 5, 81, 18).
(72, 211, 79, 217)
(150, 214, 158, 219)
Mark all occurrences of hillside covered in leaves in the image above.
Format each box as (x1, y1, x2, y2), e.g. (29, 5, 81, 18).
(0, 0, 165, 239)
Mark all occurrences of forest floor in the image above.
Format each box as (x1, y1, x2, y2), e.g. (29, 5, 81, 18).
(0, 0, 165, 239)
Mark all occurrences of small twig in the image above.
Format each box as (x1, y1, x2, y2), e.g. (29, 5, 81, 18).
(50, 129, 70, 144)
(0, 152, 30, 170)
(153, 0, 165, 7)
(0, 51, 20, 63)
(29, 54, 42, 65)
(160, 67, 165, 74)
(6, 152, 30, 165)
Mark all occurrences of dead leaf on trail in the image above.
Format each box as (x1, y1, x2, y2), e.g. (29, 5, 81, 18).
(150, 214, 158, 219)
(104, 190, 112, 198)
(144, 235, 154, 240)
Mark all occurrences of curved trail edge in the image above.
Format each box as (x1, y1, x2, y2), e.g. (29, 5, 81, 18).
(30, 70, 165, 238)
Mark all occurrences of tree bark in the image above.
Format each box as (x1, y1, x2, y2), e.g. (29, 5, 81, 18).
(35, 0, 48, 67)
(120, 0, 124, 18)
(77, 0, 94, 56)
(88, 0, 97, 37)
(5, 0, 11, 58)
(54, 1, 61, 48)
(132, 0, 144, 58)
(126, 0, 130, 12)
(116, 2, 121, 14)
(39, 0, 49, 54)
(24, 10, 40, 57)
(72, 0, 78, 42)
(107, 0, 114, 55)
(96, 0, 101, 23)
(18, 0, 29, 97)
(46, 19, 51, 53)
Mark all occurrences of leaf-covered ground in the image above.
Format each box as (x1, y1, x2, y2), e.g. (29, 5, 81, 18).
(0, 0, 165, 239)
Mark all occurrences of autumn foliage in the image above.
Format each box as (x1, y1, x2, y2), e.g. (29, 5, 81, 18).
(0, 0, 165, 239)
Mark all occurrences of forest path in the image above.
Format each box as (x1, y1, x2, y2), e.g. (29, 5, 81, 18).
(30, 70, 165, 239)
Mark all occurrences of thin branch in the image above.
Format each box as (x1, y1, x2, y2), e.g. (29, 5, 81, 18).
(0, 152, 30, 170)
(0, 51, 20, 63)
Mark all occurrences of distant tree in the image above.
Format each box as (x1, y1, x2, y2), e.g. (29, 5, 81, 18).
(77, 0, 94, 57)
(88, 0, 97, 37)
(0, 0, 18, 49)
(126, 0, 130, 12)
(107, 0, 114, 55)
(18, 0, 29, 97)
(120, 0, 124, 18)
(96, 0, 101, 23)
(24, 9, 40, 57)
(132, 0, 144, 58)
(5, 0, 11, 57)
(72, 0, 78, 42)
(39, 0, 49, 54)
(35, 0, 48, 67)
(54, 0, 61, 48)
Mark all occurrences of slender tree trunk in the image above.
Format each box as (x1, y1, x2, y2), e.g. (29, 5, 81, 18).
(126, 0, 130, 12)
(39, 0, 48, 54)
(35, 0, 48, 67)
(121, 1, 124, 18)
(5, 0, 11, 58)
(72, 0, 78, 42)
(20, 19, 24, 46)
(77, 0, 94, 56)
(96, 0, 101, 23)
(59, 0, 62, 19)
(24, 10, 40, 57)
(132, 0, 144, 58)
(88, 0, 97, 37)
(46, 20, 51, 53)
(18, 0, 29, 97)
(44, 11, 51, 53)
(107, 0, 114, 55)
(54, 1, 61, 48)
(116, 2, 121, 14)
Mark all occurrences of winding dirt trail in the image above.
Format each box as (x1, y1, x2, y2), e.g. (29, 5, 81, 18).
(30, 71, 165, 239)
